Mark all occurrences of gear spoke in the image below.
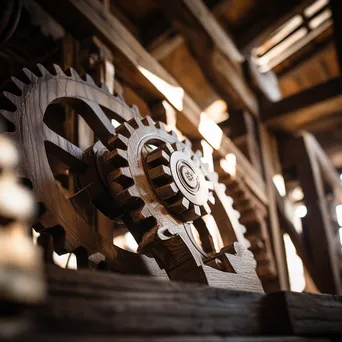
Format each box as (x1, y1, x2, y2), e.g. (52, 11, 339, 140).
(44, 126, 86, 171)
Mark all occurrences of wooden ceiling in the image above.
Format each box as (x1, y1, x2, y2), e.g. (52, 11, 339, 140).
(110, 0, 341, 167)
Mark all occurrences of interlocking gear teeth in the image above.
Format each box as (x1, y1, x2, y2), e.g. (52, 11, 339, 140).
(128, 116, 144, 129)
(168, 197, 190, 213)
(172, 141, 184, 152)
(142, 116, 155, 126)
(182, 204, 201, 221)
(107, 149, 129, 167)
(108, 134, 129, 150)
(148, 165, 172, 181)
(116, 185, 141, 206)
(109, 167, 133, 188)
(156, 182, 179, 200)
(115, 121, 135, 137)
(155, 121, 168, 131)
(146, 148, 170, 166)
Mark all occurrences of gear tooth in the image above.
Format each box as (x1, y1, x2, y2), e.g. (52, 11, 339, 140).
(206, 180, 214, 191)
(227, 196, 234, 205)
(22, 68, 39, 82)
(108, 134, 129, 150)
(37, 64, 50, 76)
(155, 121, 167, 131)
(168, 130, 178, 139)
(100, 83, 111, 94)
(85, 74, 97, 87)
(148, 165, 172, 182)
(116, 121, 135, 138)
(0, 109, 15, 123)
(117, 185, 141, 207)
(146, 148, 170, 166)
(200, 203, 211, 216)
(131, 104, 141, 117)
(66, 67, 82, 81)
(168, 197, 190, 214)
(239, 224, 247, 234)
(243, 238, 251, 249)
(171, 141, 184, 152)
(2, 91, 19, 108)
(52, 64, 65, 76)
(181, 205, 201, 221)
(163, 142, 174, 155)
(142, 116, 155, 126)
(108, 167, 133, 188)
(183, 138, 192, 150)
(156, 182, 179, 200)
(209, 172, 218, 183)
(10, 77, 25, 92)
(128, 117, 143, 128)
(115, 94, 126, 104)
(106, 148, 128, 167)
(219, 183, 227, 192)
(195, 150, 203, 159)
(208, 193, 215, 206)
(233, 209, 241, 219)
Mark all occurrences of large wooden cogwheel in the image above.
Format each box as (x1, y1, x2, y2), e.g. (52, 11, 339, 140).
(0, 64, 262, 291)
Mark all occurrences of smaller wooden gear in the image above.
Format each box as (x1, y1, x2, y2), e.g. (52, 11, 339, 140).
(107, 116, 262, 291)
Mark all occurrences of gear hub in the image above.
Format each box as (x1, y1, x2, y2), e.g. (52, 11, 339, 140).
(145, 141, 214, 222)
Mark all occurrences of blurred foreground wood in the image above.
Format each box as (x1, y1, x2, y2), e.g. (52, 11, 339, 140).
(7, 265, 342, 341)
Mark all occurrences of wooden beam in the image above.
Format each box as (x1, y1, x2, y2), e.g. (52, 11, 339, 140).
(259, 125, 290, 291)
(304, 133, 342, 203)
(35, 0, 267, 203)
(263, 77, 342, 132)
(158, 0, 259, 117)
(331, 0, 342, 75)
(280, 134, 342, 294)
(238, 0, 313, 54)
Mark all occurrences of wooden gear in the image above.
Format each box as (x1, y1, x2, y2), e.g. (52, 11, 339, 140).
(0, 64, 262, 292)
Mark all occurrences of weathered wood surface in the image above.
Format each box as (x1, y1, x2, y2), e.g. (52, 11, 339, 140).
(35, 0, 268, 206)
(280, 134, 342, 294)
(158, 0, 258, 117)
(263, 77, 342, 133)
(42, 265, 263, 335)
(262, 291, 342, 336)
(19, 266, 340, 339)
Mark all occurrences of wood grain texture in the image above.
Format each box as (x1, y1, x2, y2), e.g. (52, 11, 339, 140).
(43, 265, 263, 335)
(14, 265, 341, 340)
(158, 0, 258, 116)
(35, 0, 268, 207)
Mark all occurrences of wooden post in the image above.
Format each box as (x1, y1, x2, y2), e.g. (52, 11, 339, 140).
(259, 125, 290, 291)
(295, 135, 341, 294)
